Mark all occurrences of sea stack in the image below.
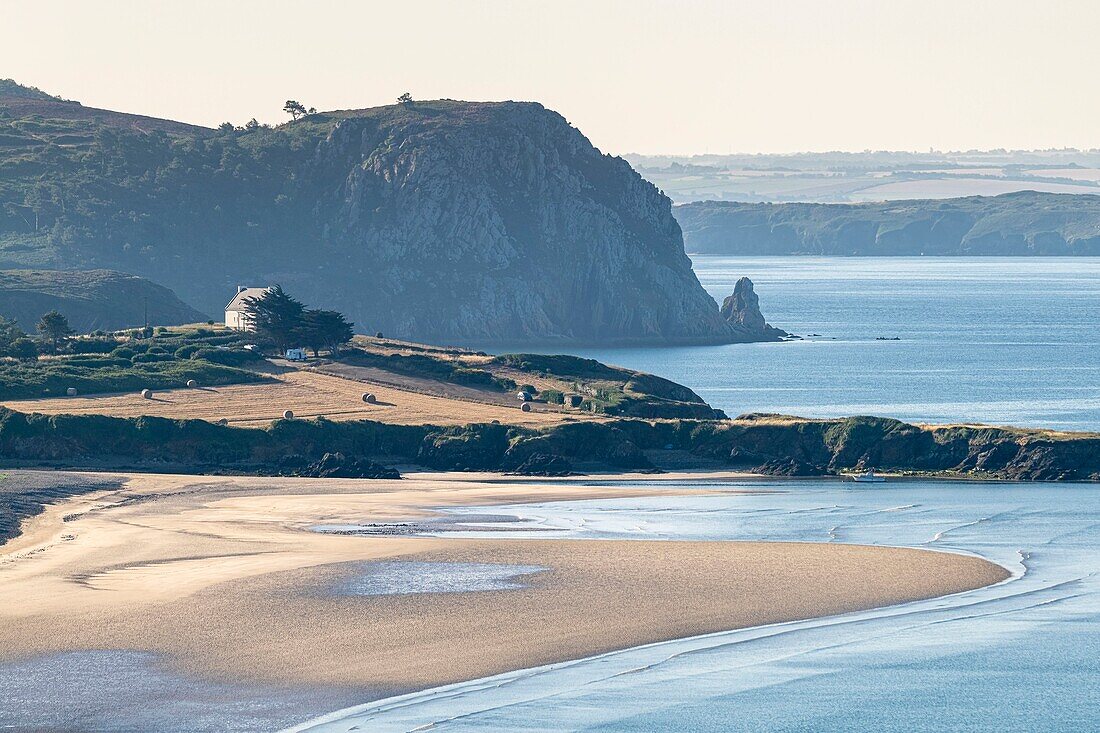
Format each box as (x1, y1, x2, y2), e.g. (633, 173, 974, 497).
(719, 277, 788, 341)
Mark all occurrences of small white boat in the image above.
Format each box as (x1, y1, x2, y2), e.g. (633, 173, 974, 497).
(850, 469, 886, 483)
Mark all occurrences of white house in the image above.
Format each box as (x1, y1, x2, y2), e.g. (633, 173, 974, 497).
(224, 286, 271, 331)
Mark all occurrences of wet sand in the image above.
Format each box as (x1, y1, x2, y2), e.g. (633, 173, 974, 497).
(0, 471, 1009, 701)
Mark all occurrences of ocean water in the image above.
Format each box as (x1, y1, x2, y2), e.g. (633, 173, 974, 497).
(291, 480, 1100, 732)
(494, 257, 1100, 431)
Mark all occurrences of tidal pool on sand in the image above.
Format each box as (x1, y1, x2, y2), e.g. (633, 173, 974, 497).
(334, 560, 545, 596)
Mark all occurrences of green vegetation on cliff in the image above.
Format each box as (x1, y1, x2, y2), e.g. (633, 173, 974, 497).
(676, 192, 1100, 256)
(492, 352, 723, 418)
(0, 409, 1095, 482)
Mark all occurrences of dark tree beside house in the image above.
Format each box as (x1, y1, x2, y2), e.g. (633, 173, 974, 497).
(0, 316, 25, 351)
(298, 309, 354, 357)
(242, 285, 304, 353)
(36, 310, 74, 352)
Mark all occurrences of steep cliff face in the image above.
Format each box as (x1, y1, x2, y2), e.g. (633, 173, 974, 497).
(301, 102, 735, 344)
(0, 87, 758, 345)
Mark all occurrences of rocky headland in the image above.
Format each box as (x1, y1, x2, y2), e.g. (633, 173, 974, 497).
(0, 82, 778, 345)
(1, 408, 1095, 482)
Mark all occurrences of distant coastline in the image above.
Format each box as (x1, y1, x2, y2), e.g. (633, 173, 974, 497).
(676, 192, 1100, 256)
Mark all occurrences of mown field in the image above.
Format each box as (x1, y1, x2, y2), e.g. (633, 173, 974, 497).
(2, 368, 570, 427)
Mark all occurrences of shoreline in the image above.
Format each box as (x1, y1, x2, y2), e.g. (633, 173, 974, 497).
(290, 557, 1022, 733)
(0, 470, 1010, 728)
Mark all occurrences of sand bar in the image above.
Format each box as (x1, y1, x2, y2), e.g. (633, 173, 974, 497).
(0, 471, 1009, 698)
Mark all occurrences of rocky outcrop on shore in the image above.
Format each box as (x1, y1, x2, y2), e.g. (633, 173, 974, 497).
(719, 277, 788, 341)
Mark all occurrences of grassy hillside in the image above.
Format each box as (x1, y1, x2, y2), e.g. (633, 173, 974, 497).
(0, 269, 206, 332)
(676, 192, 1100, 255)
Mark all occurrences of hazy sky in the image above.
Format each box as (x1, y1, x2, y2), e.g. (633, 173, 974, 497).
(4, 0, 1099, 155)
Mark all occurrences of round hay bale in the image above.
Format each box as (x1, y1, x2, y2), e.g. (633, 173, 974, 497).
(141, 389, 153, 400)
(186, 379, 198, 388)
(282, 409, 294, 420)
(66, 387, 78, 397)
(362, 393, 377, 404)
(521, 402, 532, 412)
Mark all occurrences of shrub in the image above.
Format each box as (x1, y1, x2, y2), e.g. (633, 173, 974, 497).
(110, 347, 136, 360)
(189, 347, 262, 367)
(540, 389, 564, 404)
(61, 356, 131, 369)
(131, 352, 174, 363)
(174, 344, 203, 360)
(494, 353, 624, 380)
(68, 338, 118, 355)
(6, 338, 39, 361)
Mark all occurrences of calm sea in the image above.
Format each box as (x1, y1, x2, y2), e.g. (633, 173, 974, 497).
(499, 256, 1100, 431)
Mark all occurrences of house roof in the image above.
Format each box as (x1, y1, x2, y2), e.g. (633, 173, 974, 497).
(225, 287, 271, 312)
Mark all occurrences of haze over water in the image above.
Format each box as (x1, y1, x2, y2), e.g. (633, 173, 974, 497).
(499, 257, 1100, 431)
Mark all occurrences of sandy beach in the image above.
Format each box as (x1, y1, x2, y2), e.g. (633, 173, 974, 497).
(0, 471, 1009, 702)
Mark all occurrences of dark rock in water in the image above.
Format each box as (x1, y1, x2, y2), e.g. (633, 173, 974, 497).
(508, 453, 574, 476)
(719, 277, 788, 341)
(296, 452, 400, 479)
